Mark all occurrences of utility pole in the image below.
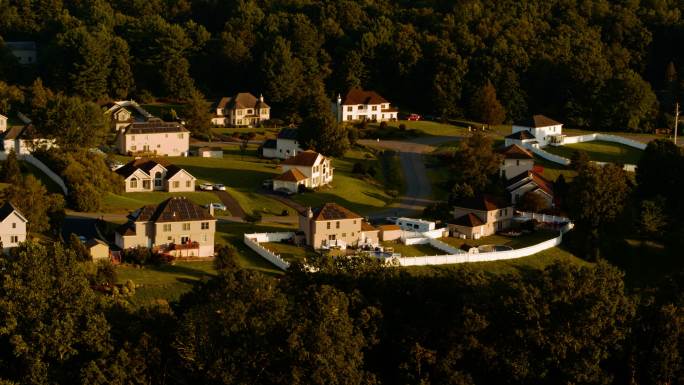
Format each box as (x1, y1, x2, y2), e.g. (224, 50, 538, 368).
(675, 102, 680, 145)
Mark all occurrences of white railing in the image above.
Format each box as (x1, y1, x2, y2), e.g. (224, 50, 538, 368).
(524, 145, 571, 166)
(243, 232, 293, 271)
(245, 232, 295, 243)
(515, 212, 570, 224)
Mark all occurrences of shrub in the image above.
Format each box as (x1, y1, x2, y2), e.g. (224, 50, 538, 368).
(367, 166, 377, 177)
(379, 121, 388, 129)
(94, 260, 117, 285)
(352, 162, 367, 174)
(214, 244, 238, 271)
(123, 246, 153, 265)
(399, 123, 407, 131)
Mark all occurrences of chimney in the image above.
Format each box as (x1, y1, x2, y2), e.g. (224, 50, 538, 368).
(259, 93, 264, 103)
(208, 204, 214, 217)
(306, 206, 313, 219)
(337, 94, 341, 105)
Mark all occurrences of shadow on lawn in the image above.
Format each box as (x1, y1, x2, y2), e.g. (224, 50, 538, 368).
(150, 263, 216, 280)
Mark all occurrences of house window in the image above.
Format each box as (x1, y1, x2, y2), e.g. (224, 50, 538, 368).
(342, 233, 346, 237)
(181, 236, 190, 243)
(154, 172, 163, 187)
(11, 223, 15, 229)
(372, 106, 377, 111)
(130, 179, 137, 188)
(336, 221, 340, 229)
(178, 134, 184, 139)
(10, 236, 18, 243)
(131, 145, 137, 151)
(247, 109, 253, 114)
(163, 224, 171, 232)
(131, 135, 135, 141)
(173, 181, 180, 188)
(157, 144, 161, 148)
(358, 105, 363, 110)
(353, 220, 357, 224)
(326, 222, 331, 229)
(201, 222, 209, 230)
(167, 236, 173, 241)
(143, 180, 151, 189)
(186, 180, 191, 187)
(182, 223, 191, 231)
(347, 116, 352, 121)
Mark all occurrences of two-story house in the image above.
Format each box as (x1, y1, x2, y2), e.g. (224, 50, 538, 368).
(261, 128, 303, 159)
(0, 124, 56, 155)
(116, 121, 189, 156)
(497, 144, 534, 180)
(0, 202, 28, 253)
(115, 159, 196, 193)
(115, 196, 216, 257)
(506, 170, 554, 208)
(212, 92, 270, 127)
(510, 115, 563, 147)
(298, 203, 378, 249)
(449, 195, 513, 239)
(332, 88, 398, 123)
(273, 151, 333, 193)
(105, 100, 155, 132)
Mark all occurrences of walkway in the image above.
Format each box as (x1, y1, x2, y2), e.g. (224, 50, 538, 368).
(213, 190, 246, 218)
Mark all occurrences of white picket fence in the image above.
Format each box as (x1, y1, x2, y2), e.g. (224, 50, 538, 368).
(243, 232, 294, 271)
(391, 223, 574, 266)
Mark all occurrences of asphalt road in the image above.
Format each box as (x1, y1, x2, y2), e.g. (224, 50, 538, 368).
(360, 136, 460, 219)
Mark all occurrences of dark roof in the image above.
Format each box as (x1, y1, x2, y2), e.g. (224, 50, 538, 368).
(224, 92, 270, 110)
(115, 159, 166, 178)
(281, 150, 322, 167)
(216, 97, 230, 109)
(507, 171, 553, 196)
(134, 197, 215, 223)
(165, 165, 191, 179)
(277, 128, 299, 140)
(361, 222, 378, 232)
(262, 139, 277, 149)
(1, 126, 24, 140)
(0, 202, 25, 222)
(0, 124, 41, 141)
(310, 203, 362, 221)
(274, 169, 307, 182)
(116, 223, 136, 236)
(341, 88, 389, 105)
(497, 144, 534, 159)
(85, 238, 108, 248)
(124, 121, 187, 135)
(451, 213, 484, 227)
(520, 115, 562, 128)
(5, 41, 36, 50)
(455, 194, 510, 212)
(505, 130, 535, 140)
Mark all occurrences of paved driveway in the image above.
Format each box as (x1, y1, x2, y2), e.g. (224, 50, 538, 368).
(212, 190, 246, 218)
(359, 136, 461, 219)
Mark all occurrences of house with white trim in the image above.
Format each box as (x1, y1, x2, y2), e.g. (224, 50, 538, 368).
(105, 100, 155, 132)
(332, 88, 398, 123)
(497, 144, 534, 179)
(0, 202, 27, 253)
(510, 115, 563, 147)
(272, 150, 333, 193)
(261, 128, 303, 159)
(299, 203, 378, 249)
(449, 195, 513, 239)
(116, 121, 189, 156)
(506, 170, 554, 208)
(212, 92, 270, 127)
(115, 159, 195, 193)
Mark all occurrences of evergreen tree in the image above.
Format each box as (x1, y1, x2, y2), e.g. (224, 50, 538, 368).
(108, 37, 134, 99)
(469, 81, 506, 125)
(183, 89, 212, 140)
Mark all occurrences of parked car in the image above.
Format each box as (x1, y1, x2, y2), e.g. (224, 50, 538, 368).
(204, 202, 227, 211)
(407, 113, 421, 121)
(199, 183, 213, 191)
(262, 179, 273, 188)
(213, 184, 226, 191)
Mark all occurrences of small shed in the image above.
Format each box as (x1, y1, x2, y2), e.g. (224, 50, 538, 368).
(86, 239, 110, 261)
(459, 243, 479, 254)
(198, 146, 224, 158)
(378, 224, 402, 241)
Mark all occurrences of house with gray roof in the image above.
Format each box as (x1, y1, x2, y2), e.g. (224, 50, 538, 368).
(261, 127, 303, 159)
(115, 121, 189, 156)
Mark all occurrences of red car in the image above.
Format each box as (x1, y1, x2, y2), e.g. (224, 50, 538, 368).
(407, 113, 421, 121)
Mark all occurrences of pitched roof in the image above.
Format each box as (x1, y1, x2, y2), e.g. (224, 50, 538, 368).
(378, 224, 401, 231)
(224, 92, 270, 110)
(505, 130, 535, 140)
(216, 97, 231, 110)
(0, 202, 26, 222)
(116, 223, 136, 236)
(165, 165, 193, 180)
(262, 139, 277, 149)
(124, 121, 187, 135)
(277, 128, 299, 140)
(455, 194, 510, 212)
(274, 168, 308, 182)
(497, 144, 533, 159)
(521, 115, 562, 128)
(115, 159, 167, 178)
(310, 203, 362, 221)
(451, 213, 484, 227)
(507, 171, 553, 196)
(361, 221, 377, 231)
(85, 238, 108, 248)
(281, 150, 322, 167)
(1, 126, 24, 140)
(341, 88, 389, 105)
(133, 197, 215, 223)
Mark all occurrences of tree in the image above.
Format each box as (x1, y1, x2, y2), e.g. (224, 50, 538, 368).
(570, 150, 591, 171)
(55, 27, 112, 99)
(0, 150, 21, 184)
(298, 86, 349, 157)
(184, 89, 212, 140)
(598, 70, 658, 132)
(162, 55, 195, 99)
(2, 175, 64, 233)
(449, 132, 502, 198)
(108, 37, 134, 99)
(261, 37, 306, 120)
(517, 191, 547, 212)
(636, 198, 667, 239)
(0, 80, 23, 114)
(27, 78, 52, 110)
(469, 81, 506, 125)
(31, 94, 106, 149)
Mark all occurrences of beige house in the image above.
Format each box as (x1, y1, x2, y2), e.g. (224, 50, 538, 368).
(0, 202, 28, 253)
(449, 195, 513, 239)
(378, 224, 402, 241)
(506, 170, 554, 208)
(212, 93, 270, 127)
(0, 114, 7, 132)
(273, 151, 333, 193)
(261, 128, 303, 159)
(116, 159, 195, 192)
(116, 121, 189, 156)
(497, 144, 534, 180)
(299, 203, 378, 249)
(0, 124, 56, 155)
(332, 88, 399, 122)
(105, 100, 155, 132)
(86, 239, 110, 261)
(115, 196, 217, 257)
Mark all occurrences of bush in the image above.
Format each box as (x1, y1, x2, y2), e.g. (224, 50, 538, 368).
(136, 89, 155, 103)
(94, 260, 117, 285)
(122, 246, 153, 265)
(367, 166, 377, 177)
(379, 121, 388, 129)
(399, 123, 407, 131)
(352, 162, 367, 174)
(214, 244, 239, 271)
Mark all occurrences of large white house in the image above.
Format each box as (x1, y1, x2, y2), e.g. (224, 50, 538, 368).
(261, 128, 303, 159)
(273, 151, 334, 193)
(0, 202, 27, 253)
(497, 144, 534, 180)
(212, 92, 270, 127)
(116, 121, 189, 156)
(510, 115, 563, 147)
(115, 159, 196, 193)
(332, 88, 398, 123)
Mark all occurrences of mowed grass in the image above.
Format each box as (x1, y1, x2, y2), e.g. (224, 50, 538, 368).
(543, 140, 643, 164)
(291, 147, 394, 215)
(215, 221, 294, 274)
(371, 120, 468, 137)
(381, 241, 445, 257)
(102, 191, 219, 213)
(262, 242, 319, 263)
(440, 230, 559, 249)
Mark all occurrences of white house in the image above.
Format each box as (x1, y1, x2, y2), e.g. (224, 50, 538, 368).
(497, 144, 534, 180)
(116, 121, 189, 156)
(273, 151, 333, 193)
(261, 128, 302, 159)
(5, 41, 37, 64)
(197, 146, 223, 158)
(0, 202, 28, 253)
(212, 92, 270, 127)
(0, 125, 56, 155)
(506, 170, 554, 208)
(115, 159, 196, 193)
(511, 115, 563, 147)
(332, 88, 398, 123)
(0, 114, 7, 132)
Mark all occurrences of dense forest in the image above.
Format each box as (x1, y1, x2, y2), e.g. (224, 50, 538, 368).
(1, 0, 683, 130)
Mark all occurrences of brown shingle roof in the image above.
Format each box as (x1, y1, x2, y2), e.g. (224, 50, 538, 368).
(124, 121, 187, 135)
(115, 159, 167, 178)
(505, 130, 535, 140)
(361, 222, 377, 231)
(116, 223, 136, 236)
(455, 194, 510, 212)
(497, 144, 533, 159)
(223, 92, 270, 110)
(274, 168, 308, 182)
(342, 88, 389, 105)
(378, 224, 401, 231)
(165, 165, 192, 179)
(507, 171, 553, 196)
(521, 115, 562, 128)
(451, 213, 484, 227)
(134, 197, 214, 223)
(281, 150, 322, 167)
(310, 203, 362, 221)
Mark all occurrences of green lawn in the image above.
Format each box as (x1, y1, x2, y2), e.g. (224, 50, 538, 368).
(103, 191, 219, 213)
(211, 126, 281, 140)
(381, 241, 445, 257)
(544, 140, 643, 164)
(440, 230, 559, 249)
(533, 155, 577, 182)
(262, 242, 319, 263)
(291, 147, 395, 215)
(215, 221, 293, 273)
(370, 120, 468, 137)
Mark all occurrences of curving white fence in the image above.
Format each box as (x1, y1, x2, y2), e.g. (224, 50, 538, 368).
(559, 133, 647, 150)
(525, 145, 571, 166)
(243, 232, 294, 271)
